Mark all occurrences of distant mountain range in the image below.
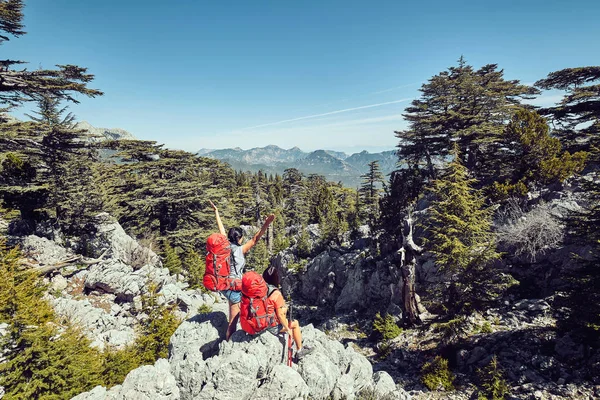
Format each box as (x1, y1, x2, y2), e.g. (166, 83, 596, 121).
(75, 121, 137, 142)
(197, 145, 398, 187)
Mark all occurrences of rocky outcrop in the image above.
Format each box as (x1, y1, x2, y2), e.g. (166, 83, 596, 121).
(50, 297, 135, 350)
(73, 311, 411, 400)
(71, 359, 179, 400)
(20, 235, 70, 265)
(81, 213, 160, 269)
(276, 247, 400, 315)
(14, 212, 219, 351)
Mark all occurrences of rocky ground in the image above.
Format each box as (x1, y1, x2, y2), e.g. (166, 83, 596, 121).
(1, 182, 599, 399)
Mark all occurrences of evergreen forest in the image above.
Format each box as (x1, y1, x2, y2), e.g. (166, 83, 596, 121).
(0, 1, 598, 399)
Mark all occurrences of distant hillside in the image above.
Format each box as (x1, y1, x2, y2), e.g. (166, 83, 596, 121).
(196, 145, 397, 187)
(75, 121, 137, 142)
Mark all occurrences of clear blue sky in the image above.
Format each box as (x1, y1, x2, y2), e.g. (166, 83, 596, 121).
(5, 0, 600, 153)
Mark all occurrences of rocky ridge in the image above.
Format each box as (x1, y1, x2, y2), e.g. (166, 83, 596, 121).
(72, 311, 411, 400)
(15, 212, 220, 350)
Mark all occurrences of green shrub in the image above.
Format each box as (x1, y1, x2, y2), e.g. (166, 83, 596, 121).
(198, 303, 212, 314)
(0, 240, 104, 399)
(101, 345, 140, 388)
(420, 356, 455, 391)
(473, 321, 493, 334)
(432, 316, 469, 343)
(288, 259, 308, 273)
(477, 356, 510, 400)
(182, 249, 207, 292)
(373, 312, 402, 341)
(133, 285, 181, 365)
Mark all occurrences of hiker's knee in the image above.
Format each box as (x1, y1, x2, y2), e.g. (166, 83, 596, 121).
(289, 320, 299, 329)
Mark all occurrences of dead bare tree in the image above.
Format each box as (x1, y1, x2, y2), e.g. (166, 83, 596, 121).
(397, 209, 424, 326)
(20, 248, 108, 275)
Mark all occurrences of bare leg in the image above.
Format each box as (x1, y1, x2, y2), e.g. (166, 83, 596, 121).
(226, 302, 240, 341)
(288, 320, 302, 349)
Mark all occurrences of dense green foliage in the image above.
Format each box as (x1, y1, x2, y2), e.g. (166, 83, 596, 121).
(1, 2, 600, 395)
(476, 356, 510, 400)
(372, 312, 402, 341)
(0, 240, 104, 399)
(420, 356, 455, 391)
(536, 66, 600, 164)
(425, 146, 512, 313)
(491, 108, 587, 199)
(395, 57, 537, 189)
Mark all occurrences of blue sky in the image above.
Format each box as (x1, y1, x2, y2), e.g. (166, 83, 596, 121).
(5, 0, 600, 153)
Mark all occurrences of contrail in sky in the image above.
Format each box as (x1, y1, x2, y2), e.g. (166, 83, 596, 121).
(235, 98, 411, 132)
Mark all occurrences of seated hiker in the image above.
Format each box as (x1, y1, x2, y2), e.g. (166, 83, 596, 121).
(209, 200, 275, 341)
(240, 270, 313, 360)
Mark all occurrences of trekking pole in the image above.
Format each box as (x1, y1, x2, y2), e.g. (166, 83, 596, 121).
(287, 301, 293, 367)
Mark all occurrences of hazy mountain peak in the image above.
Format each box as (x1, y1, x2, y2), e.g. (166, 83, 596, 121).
(76, 121, 137, 142)
(196, 144, 396, 187)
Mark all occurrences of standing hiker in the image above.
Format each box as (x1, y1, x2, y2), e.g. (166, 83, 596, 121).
(209, 200, 275, 340)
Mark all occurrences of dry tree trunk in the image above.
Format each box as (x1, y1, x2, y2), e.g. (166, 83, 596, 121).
(20, 248, 108, 275)
(398, 211, 424, 326)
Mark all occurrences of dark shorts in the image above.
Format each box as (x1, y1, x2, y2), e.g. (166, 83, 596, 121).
(266, 323, 284, 336)
(220, 289, 242, 304)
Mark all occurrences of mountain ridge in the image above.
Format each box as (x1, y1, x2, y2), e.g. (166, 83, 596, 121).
(196, 145, 397, 187)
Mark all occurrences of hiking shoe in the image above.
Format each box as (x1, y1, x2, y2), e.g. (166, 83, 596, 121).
(295, 346, 314, 361)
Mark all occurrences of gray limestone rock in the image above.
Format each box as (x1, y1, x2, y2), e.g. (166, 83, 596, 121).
(20, 235, 70, 265)
(168, 312, 228, 399)
(71, 359, 178, 400)
(71, 386, 109, 400)
(51, 297, 135, 350)
(249, 365, 309, 400)
(72, 313, 409, 400)
(111, 358, 179, 400)
(85, 260, 176, 302)
(83, 212, 160, 269)
(373, 371, 396, 396)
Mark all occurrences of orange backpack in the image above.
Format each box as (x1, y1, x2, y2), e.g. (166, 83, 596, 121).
(240, 271, 279, 335)
(203, 233, 241, 292)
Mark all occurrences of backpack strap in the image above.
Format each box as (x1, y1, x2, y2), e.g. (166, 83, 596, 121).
(267, 285, 278, 297)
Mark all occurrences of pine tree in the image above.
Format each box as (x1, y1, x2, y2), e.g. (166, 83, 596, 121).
(535, 66, 600, 165)
(359, 160, 384, 226)
(0, 0, 102, 228)
(396, 58, 537, 185)
(182, 249, 204, 290)
(162, 241, 182, 279)
(133, 284, 181, 365)
(99, 141, 234, 249)
(0, 239, 104, 399)
(282, 168, 308, 226)
(316, 184, 339, 244)
(0, 1, 102, 107)
(425, 145, 509, 313)
(491, 108, 587, 198)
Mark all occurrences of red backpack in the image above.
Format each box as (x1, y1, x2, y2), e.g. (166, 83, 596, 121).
(240, 271, 279, 335)
(203, 233, 241, 292)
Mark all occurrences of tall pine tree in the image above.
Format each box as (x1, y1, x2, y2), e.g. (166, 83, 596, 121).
(425, 145, 512, 313)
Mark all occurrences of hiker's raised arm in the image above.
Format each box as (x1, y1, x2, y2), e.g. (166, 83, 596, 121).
(242, 214, 275, 254)
(210, 200, 226, 236)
